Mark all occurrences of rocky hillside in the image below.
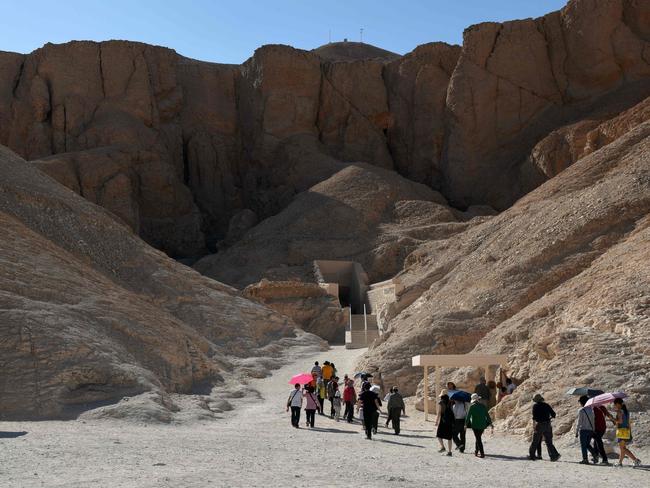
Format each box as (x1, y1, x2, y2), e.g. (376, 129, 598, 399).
(194, 163, 479, 288)
(0, 145, 321, 420)
(1, 0, 648, 262)
(358, 113, 650, 442)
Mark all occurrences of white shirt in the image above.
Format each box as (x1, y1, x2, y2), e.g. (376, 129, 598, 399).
(506, 383, 517, 394)
(288, 389, 303, 407)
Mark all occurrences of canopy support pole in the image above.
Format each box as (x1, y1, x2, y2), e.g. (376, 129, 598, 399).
(423, 365, 429, 421)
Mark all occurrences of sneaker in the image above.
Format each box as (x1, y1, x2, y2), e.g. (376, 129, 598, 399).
(600, 459, 609, 465)
(633, 459, 642, 467)
(613, 462, 623, 467)
(527, 456, 537, 461)
(479, 454, 485, 459)
(578, 459, 590, 465)
(446, 452, 452, 457)
(550, 455, 561, 462)
(438, 447, 447, 453)
(592, 456, 599, 464)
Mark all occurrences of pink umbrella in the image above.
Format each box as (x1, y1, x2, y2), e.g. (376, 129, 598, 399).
(289, 373, 314, 386)
(585, 391, 627, 407)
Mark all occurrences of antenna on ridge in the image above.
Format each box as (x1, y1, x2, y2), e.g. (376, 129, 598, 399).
(360, 28, 364, 43)
(329, 29, 332, 44)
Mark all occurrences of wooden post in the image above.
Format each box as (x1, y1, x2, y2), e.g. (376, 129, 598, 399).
(423, 365, 429, 421)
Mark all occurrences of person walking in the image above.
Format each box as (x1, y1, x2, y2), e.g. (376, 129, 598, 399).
(343, 380, 356, 423)
(436, 390, 454, 456)
(286, 383, 303, 428)
(311, 361, 322, 377)
(528, 394, 561, 461)
(612, 398, 641, 467)
(575, 395, 599, 464)
(316, 376, 326, 415)
(451, 398, 467, 453)
(358, 382, 381, 440)
(327, 376, 339, 418)
(386, 387, 406, 435)
(333, 385, 342, 421)
(304, 385, 320, 428)
(474, 377, 490, 408)
(465, 393, 493, 458)
(321, 361, 333, 387)
(592, 404, 614, 464)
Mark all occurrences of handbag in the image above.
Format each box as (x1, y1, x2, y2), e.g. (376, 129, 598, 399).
(616, 427, 631, 440)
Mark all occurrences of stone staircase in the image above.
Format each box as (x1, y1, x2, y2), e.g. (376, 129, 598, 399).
(344, 308, 379, 349)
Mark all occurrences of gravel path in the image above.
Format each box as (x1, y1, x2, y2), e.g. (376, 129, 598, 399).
(1, 345, 648, 487)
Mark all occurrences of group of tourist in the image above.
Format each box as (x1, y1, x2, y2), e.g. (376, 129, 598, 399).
(288, 364, 642, 467)
(434, 380, 497, 458)
(286, 361, 405, 440)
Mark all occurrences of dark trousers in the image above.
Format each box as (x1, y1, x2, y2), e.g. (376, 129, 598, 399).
(345, 401, 354, 422)
(389, 408, 402, 434)
(579, 430, 598, 460)
(592, 430, 607, 461)
(318, 397, 324, 414)
(452, 419, 466, 449)
(363, 410, 376, 438)
(529, 421, 560, 459)
(372, 411, 379, 432)
(305, 409, 316, 427)
(290, 406, 301, 427)
(329, 398, 335, 417)
(472, 428, 485, 456)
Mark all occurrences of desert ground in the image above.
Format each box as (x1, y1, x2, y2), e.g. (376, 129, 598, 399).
(1, 345, 648, 488)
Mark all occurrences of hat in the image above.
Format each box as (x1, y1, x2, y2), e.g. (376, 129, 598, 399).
(533, 394, 544, 403)
(439, 389, 448, 397)
(471, 393, 480, 402)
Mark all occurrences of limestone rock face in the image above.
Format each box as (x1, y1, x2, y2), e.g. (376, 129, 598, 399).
(358, 121, 650, 441)
(443, 0, 650, 209)
(194, 163, 466, 289)
(1, 0, 649, 260)
(0, 145, 318, 420)
(384, 43, 461, 187)
(243, 280, 347, 343)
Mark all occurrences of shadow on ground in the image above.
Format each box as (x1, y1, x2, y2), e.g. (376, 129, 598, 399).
(0, 431, 28, 439)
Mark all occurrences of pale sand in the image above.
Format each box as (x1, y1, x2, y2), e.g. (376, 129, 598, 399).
(1, 345, 648, 487)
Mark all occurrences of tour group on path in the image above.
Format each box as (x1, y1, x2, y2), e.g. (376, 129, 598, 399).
(287, 356, 643, 468)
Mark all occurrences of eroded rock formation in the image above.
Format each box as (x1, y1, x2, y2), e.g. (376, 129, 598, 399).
(0, 0, 647, 260)
(358, 115, 650, 441)
(0, 145, 321, 420)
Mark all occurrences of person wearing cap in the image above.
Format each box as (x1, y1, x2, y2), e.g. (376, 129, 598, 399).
(528, 394, 561, 461)
(474, 377, 490, 408)
(436, 389, 454, 456)
(465, 393, 493, 458)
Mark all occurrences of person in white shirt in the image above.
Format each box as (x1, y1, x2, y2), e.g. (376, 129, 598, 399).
(451, 399, 467, 453)
(286, 383, 303, 428)
(506, 378, 517, 394)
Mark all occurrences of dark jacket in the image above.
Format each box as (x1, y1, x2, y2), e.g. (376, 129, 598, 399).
(387, 392, 405, 411)
(532, 402, 556, 423)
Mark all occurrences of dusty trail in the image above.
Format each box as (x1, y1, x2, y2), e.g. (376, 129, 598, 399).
(1, 345, 648, 487)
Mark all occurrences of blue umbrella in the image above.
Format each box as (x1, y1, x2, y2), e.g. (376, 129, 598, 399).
(565, 387, 604, 398)
(449, 390, 472, 402)
(353, 372, 373, 379)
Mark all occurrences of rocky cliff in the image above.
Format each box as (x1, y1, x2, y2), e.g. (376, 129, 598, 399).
(1, 0, 648, 262)
(357, 110, 650, 441)
(0, 145, 322, 420)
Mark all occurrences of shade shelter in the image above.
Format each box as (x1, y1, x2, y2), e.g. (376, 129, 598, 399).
(412, 354, 508, 420)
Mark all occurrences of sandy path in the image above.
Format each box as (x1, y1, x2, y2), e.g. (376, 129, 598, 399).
(1, 345, 648, 487)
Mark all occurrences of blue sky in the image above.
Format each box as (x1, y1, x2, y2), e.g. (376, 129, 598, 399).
(1, 1, 568, 64)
